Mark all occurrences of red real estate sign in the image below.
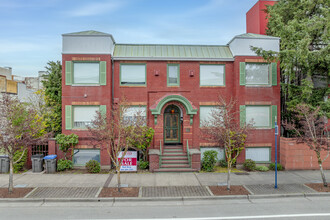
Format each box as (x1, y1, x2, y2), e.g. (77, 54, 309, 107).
(118, 151, 137, 171)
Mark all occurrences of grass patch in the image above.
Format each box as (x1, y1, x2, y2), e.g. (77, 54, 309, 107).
(200, 166, 245, 173)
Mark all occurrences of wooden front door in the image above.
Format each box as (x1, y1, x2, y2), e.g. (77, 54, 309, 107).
(164, 105, 181, 143)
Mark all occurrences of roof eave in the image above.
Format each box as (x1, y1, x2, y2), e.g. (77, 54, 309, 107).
(112, 57, 234, 61)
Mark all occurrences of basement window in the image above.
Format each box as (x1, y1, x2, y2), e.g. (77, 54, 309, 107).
(73, 149, 100, 166)
(120, 64, 146, 86)
(245, 147, 271, 163)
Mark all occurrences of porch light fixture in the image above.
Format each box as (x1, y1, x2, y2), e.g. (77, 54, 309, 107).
(154, 70, 160, 76)
(189, 70, 194, 77)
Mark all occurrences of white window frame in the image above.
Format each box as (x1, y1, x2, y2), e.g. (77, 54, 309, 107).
(123, 106, 147, 125)
(200, 64, 225, 86)
(200, 106, 222, 127)
(245, 147, 271, 163)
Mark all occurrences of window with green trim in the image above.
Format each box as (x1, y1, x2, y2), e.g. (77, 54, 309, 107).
(246, 106, 270, 128)
(73, 106, 99, 129)
(120, 64, 146, 85)
(245, 147, 271, 163)
(200, 65, 225, 86)
(73, 63, 99, 84)
(167, 64, 179, 86)
(246, 63, 270, 85)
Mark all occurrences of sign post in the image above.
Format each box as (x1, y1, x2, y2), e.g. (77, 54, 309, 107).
(118, 151, 137, 172)
(274, 117, 278, 189)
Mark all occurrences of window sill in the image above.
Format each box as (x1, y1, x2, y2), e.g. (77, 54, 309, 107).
(252, 127, 272, 130)
(200, 85, 225, 88)
(71, 84, 100, 87)
(245, 85, 272, 88)
(120, 85, 147, 87)
(72, 128, 88, 131)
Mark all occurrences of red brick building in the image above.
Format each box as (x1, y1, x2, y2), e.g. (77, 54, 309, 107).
(61, 1, 280, 171)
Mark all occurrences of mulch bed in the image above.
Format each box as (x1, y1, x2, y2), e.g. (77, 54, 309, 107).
(99, 187, 139, 197)
(0, 188, 34, 198)
(209, 185, 250, 195)
(305, 183, 330, 192)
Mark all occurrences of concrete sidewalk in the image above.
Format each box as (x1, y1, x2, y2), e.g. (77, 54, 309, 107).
(0, 170, 329, 199)
(0, 170, 328, 188)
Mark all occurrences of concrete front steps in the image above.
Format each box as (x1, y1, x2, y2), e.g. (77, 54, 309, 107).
(154, 144, 197, 172)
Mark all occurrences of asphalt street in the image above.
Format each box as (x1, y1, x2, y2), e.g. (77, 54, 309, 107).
(1, 196, 330, 220)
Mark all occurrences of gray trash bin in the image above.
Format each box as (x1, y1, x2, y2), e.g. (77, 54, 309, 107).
(31, 154, 44, 173)
(0, 155, 9, 173)
(44, 155, 57, 173)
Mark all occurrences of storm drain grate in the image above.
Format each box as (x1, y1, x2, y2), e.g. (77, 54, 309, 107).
(142, 186, 211, 197)
(27, 187, 100, 198)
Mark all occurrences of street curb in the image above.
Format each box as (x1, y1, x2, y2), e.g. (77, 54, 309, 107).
(3, 193, 329, 203)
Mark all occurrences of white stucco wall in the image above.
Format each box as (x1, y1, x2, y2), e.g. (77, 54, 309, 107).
(229, 38, 279, 57)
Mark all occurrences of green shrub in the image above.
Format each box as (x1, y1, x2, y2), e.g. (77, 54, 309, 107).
(57, 159, 73, 171)
(139, 160, 149, 169)
(219, 159, 228, 168)
(13, 149, 28, 173)
(243, 159, 256, 171)
(202, 150, 218, 172)
(256, 166, 269, 172)
(85, 160, 101, 173)
(268, 163, 284, 171)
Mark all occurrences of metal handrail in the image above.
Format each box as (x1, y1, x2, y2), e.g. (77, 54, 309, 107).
(187, 140, 191, 167)
(159, 140, 162, 167)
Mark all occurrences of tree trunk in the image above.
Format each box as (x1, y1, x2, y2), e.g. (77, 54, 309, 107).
(227, 163, 231, 191)
(9, 156, 14, 194)
(316, 153, 328, 187)
(117, 167, 121, 192)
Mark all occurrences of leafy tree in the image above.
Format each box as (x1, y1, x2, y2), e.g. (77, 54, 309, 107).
(88, 102, 145, 192)
(201, 96, 253, 190)
(0, 94, 49, 193)
(28, 90, 53, 135)
(128, 126, 154, 161)
(251, 0, 329, 132)
(284, 104, 329, 187)
(55, 133, 78, 160)
(42, 61, 62, 135)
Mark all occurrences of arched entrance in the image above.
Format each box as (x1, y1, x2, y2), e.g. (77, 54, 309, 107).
(164, 105, 181, 144)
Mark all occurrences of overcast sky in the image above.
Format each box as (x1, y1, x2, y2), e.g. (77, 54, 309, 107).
(0, 0, 257, 77)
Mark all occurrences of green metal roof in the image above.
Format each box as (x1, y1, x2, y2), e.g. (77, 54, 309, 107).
(113, 44, 233, 61)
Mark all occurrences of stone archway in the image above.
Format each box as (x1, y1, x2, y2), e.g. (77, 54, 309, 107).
(150, 94, 198, 125)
